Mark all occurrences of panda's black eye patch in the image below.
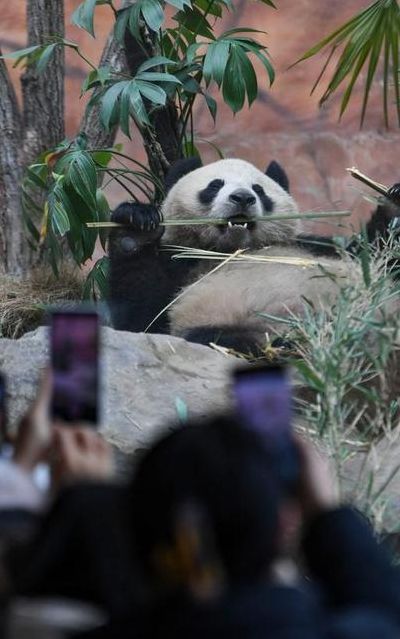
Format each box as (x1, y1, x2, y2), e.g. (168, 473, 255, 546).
(252, 184, 274, 213)
(198, 179, 225, 205)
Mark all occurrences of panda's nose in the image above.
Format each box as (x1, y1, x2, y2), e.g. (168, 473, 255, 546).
(229, 190, 256, 207)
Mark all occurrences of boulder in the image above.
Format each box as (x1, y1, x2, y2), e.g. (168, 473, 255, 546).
(0, 327, 236, 456)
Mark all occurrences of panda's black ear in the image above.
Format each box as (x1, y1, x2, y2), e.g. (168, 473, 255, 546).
(164, 157, 203, 193)
(265, 161, 290, 193)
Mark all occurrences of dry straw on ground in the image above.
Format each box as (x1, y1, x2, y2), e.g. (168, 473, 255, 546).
(0, 266, 84, 338)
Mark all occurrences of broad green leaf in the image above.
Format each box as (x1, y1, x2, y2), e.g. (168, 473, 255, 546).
(26, 164, 48, 189)
(258, 0, 276, 6)
(174, 6, 215, 40)
(136, 71, 182, 83)
(222, 27, 267, 37)
(71, 0, 98, 37)
(204, 93, 217, 121)
(118, 84, 131, 137)
(83, 256, 110, 299)
(234, 45, 258, 106)
(114, 6, 130, 42)
(49, 186, 71, 236)
(96, 189, 110, 251)
(99, 81, 128, 131)
(92, 150, 112, 166)
(166, 0, 192, 9)
(136, 80, 167, 105)
(66, 151, 97, 212)
(128, 3, 142, 39)
(0, 45, 41, 60)
(137, 56, 177, 73)
(253, 49, 275, 84)
(128, 83, 150, 126)
(194, 0, 222, 17)
(222, 47, 246, 112)
(36, 44, 57, 74)
(141, 0, 165, 32)
(203, 40, 230, 87)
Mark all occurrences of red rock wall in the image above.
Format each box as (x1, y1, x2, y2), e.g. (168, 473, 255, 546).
(1, 0, 399, 234)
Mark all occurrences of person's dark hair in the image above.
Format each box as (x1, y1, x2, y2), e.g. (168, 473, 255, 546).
(128, 414, 282, 588)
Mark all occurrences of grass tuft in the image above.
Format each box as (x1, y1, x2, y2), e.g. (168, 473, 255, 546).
(0, 265, 84, 338)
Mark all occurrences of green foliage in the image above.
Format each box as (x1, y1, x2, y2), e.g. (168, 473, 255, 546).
(5, 0, 276, 297)
(295, 0, 400, 126)
(280, 235, 400, 528)
(21, 139, 161, 297)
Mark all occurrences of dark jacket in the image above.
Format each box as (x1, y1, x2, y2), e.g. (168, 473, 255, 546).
(77, 506, 400, 639)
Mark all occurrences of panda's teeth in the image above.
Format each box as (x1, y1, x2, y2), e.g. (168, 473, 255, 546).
(243, 223, 248, 229)
(228, 221, 233, 228)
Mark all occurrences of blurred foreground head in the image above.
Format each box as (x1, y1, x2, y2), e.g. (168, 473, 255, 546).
(128, 415, 282, 598)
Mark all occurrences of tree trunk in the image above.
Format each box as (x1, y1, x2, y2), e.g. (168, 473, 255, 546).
(0, 1, 129, 276)
(0, 52, 27, 276)
(21, 0, 65, 164)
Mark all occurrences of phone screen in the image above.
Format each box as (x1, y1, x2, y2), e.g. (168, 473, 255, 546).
(233, 365, 291, 442)
(51, 311, 99, 424)
(233, 364, 298, 490)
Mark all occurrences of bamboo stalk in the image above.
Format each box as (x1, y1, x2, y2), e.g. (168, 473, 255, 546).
(164, 246, 323, 267)
(86, 209, 351, 229)
(346, 167, 388, 197)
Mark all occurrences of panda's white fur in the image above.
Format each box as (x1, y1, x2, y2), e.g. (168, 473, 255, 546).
(162, 159, 300, 250)
(161, 158, 361, 341)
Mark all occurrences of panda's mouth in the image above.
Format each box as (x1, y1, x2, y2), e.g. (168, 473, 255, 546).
(219, 215, 256, 232)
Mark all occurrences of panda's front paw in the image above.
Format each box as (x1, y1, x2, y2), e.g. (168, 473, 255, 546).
(110, 202, 163, 257)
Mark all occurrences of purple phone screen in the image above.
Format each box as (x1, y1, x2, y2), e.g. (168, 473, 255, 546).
(234, 367, 291, 441)
(51, 313, 99, 424)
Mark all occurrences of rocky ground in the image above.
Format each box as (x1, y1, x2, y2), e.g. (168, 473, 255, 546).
(2, 326, 400, 533)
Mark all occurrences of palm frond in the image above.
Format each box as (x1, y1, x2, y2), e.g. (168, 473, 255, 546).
(294, 0, 400, 126)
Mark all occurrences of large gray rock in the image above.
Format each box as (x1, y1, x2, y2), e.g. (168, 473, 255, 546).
(0, 327, 237, 454)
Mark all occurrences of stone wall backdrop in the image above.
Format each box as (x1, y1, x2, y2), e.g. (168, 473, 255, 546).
(1, 0, 399, 233)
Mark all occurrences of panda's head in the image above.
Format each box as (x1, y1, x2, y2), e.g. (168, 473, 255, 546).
(161, 158, 299, 251)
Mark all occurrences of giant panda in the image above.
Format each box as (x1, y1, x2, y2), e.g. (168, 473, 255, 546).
(108, 157, 399, 353)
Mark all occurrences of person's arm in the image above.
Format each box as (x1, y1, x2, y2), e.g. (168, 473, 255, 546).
(302, 507, 400, 614)
(296, 439, 400, 617)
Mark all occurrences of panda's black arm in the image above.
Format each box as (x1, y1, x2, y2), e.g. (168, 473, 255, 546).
(108, 203, 198, 333)
(297, 188, 400, 259)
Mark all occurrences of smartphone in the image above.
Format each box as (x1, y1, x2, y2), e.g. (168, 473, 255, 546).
(233, 364, 299, 491)
(0, 372, 7, 446)
(50, 310, 100, 425)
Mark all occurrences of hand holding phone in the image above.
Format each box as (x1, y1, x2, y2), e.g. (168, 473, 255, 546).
(51, 310, 100, 425)
(233, 364, 299, 492)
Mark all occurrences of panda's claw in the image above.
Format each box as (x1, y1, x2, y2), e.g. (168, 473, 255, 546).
(387, 183, 400, 207)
